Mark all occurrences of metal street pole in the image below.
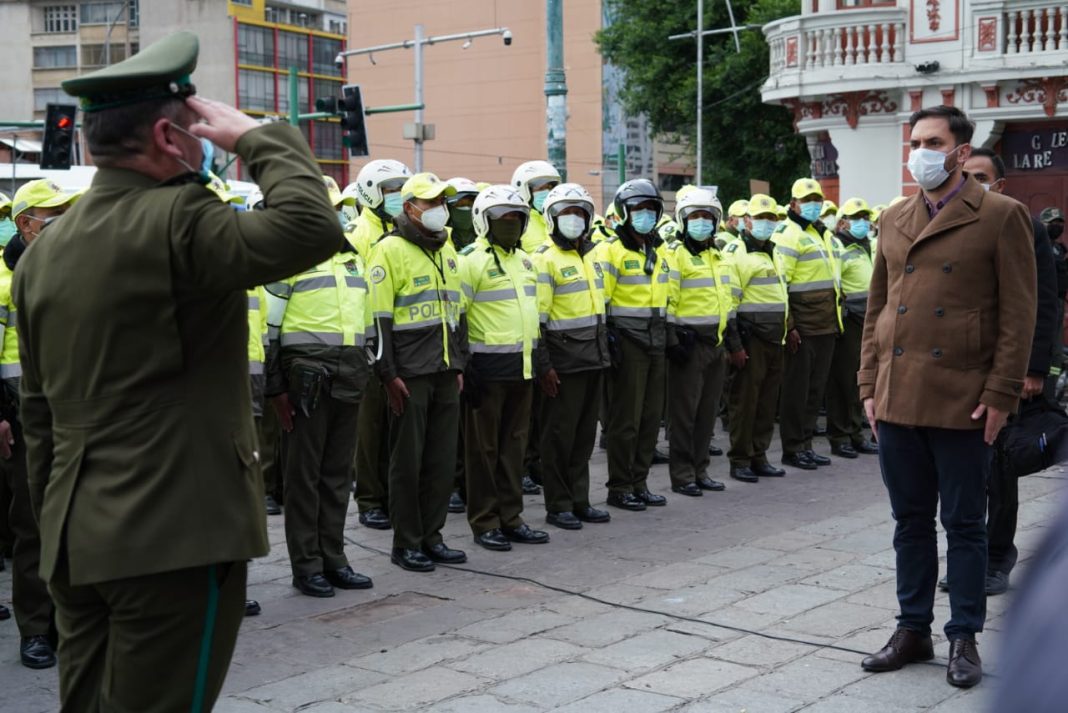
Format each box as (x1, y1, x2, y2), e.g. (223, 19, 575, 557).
(545, 0, 567, 180)
(696, 0, 703, 185)
(414, 24, 425, 172)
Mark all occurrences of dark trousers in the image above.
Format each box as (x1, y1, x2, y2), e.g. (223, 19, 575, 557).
(668, 342, 727, 485)
(465, 380, 532, 535)
(540, 369, 603, 513)
(2, 427, 53, 637)
(283, 394, 359, 576)
(524, 389, 543, 483)
(257, 406, 283, 502)
(780, 332, 836, 455)
(388, 372, 460, 550)
(987, 455, 1019, 575)
(878, 422, 990, 640)
(354, 372, 390, 512)
(605, 336, 665, 494)
(728, 337, 784, 467)
(826, 319, 865, 446)
(49, 558, 246, 713)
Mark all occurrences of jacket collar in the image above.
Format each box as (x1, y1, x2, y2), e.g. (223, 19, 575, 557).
(894, 172, 984, 248)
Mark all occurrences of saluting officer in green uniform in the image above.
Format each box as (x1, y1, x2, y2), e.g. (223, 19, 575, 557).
(369, 173, 470, 572)
(16, 32, 342, 711)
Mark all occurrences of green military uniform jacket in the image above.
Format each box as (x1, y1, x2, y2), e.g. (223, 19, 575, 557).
(15, 122, 342, 586)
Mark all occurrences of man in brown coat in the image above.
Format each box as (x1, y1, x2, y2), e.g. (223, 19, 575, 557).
(858, 106, 1036, 689)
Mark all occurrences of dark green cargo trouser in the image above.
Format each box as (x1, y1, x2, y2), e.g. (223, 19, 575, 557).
(605, 336, 665, 495)
(780, 332, 836, 455)
(728, 336, 784, 468)
(668, 341, 727, 486)
(540, 369, 603, 513)
(826, 318, 866, 447)
(354, 371, 390, 512)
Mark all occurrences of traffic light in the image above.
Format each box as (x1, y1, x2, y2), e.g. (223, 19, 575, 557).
(339, 84, 369, 157)
(40, 103, 77, 170)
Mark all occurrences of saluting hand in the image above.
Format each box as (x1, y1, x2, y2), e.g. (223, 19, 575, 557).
(0, 420, 12, 460)
(386, 377, 410, 416)
(972, 403, 1009, 446)
(271, 394, 296, 433)
(185, 96, 261, 154)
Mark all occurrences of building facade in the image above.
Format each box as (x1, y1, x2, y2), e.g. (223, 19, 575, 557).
(762, 0, 1068, 214)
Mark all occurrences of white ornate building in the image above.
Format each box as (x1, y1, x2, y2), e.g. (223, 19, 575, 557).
(762, 0, 1068, 214)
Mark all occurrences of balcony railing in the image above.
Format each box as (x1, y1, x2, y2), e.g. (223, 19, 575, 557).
(766, 7, 907, 73)
(1004, 4, 1068, 54)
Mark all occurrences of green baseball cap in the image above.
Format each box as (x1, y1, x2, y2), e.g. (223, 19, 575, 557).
(62, 31, 199, 113)
(1040, 207, 1064, 223)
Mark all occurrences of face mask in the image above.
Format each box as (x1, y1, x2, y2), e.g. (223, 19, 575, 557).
(557, 214, 586, 240)
(1048, 223, 1064, 241)
(848, 219, 870, 239)
(532, 190, 550, 212)
(24, 214, 60, 240)
(383, 192, 405, 218)
(171, 123, 214, 183)
(751, 219, 776, 240)
(799, 201, 822, 222)
(630, 209, 657, 235)
(687, 218, 715, 241)
(490, 219, 524, 249)
(416, 204, 449, 232)
(338, 212, 347, 228)
(449, 206, 474, 234)
(907, 145, 960, 190)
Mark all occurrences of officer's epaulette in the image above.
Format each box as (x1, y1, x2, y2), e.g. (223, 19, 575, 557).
(535, 244, 550, 254)
(458, 243, 477, 256)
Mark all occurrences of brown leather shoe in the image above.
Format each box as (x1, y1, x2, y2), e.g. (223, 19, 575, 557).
(946, 638, 982, 688)
(861, 628, 934, 672)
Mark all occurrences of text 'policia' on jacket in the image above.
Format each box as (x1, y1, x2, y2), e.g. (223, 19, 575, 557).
(369, 212, 468, 381)
(459, 236, 539, 380)
(773, 211, 843, 336)
(533, 236, 609, 376)
(599, 228, 672, 351)
(666, 238, 739, 346)
(264, 247, 374, 403)
(733, 236, 790, 345)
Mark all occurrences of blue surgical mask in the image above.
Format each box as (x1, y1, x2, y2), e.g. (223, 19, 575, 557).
(751, 219, 776, 240)
(848, 219, 871, 239)
(687, 218, 715, 241)
(383, 192, 404, 218)
(532, 189, 550, 212)
(630, 209, 657, 234)
(172, 123, 214, 183)
(799, 201, 822, 222)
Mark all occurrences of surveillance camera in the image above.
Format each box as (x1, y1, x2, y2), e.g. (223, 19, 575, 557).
(502, 30, 513, 46)
(915, 60, 940, 74)
(334, 53, 344, 69)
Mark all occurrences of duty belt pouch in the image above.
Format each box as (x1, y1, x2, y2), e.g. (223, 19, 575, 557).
(287, 361, 330, 417)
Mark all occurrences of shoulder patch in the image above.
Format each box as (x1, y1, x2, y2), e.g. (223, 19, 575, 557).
(413, 275, 431, 287)
(560, 265, 579, 278)
(447, 257, 458, 273)
(623, 259, 641, 270)
(522, 258, 533, 271)
(370, 265, 387, 284)
(775, 224, 787, 233)
(535, 244, 550, 254)
(459, 244, 476, 256)
(606, 237, 619, 244)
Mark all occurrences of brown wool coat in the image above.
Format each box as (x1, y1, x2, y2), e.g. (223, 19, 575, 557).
(858, 174, 1036, 429)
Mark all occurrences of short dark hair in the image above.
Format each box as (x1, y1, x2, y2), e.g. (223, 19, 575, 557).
(83, 97, 194, 167)
(909, 105, 975, 146)
(969, 146, 1006, 180)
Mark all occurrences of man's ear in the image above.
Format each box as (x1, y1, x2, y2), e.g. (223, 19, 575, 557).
(153, 118, 185, 162)
(957, 142, 972, 164)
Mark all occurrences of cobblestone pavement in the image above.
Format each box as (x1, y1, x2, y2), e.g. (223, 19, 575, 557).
(3, 431, 1065, 712)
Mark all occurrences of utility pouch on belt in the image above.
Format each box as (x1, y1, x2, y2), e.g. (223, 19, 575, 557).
(292, 364, 329, 417)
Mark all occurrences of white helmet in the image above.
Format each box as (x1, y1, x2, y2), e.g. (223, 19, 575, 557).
(472, 185, 530, 239)
(446, 177, 480, 202)
(674, 187, 723, 227)
(353, 159, 412, 209)
(542, 183, 594, 236)
(510, 160, 562, 204)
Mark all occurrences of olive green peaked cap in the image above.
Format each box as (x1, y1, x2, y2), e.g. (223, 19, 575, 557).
(62, 31, 199, 113)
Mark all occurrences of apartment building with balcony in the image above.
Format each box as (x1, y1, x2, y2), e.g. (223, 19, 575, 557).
(761, 0, 1068, 214)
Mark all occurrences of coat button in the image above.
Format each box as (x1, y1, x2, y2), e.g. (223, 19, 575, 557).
(932, 348, 943, 358)
(943, 263, 952, 273)
(897, 305, 907, 314)
(905, 264, 915, 273)
(934, 307, 945, 317)
(893, 346, 903, 356)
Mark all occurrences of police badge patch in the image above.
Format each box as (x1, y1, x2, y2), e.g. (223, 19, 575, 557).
(447, 258, 458, 272)
(370, 266, 387, 284)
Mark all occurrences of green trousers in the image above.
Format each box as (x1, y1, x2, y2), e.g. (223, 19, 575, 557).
(283, 394, 359, 576)
(826, 318, 866, 446)
(257, 405, 283, 502)
(388, 372, 460, 551)
(540, 369, 603, 513)
(779, 332, 836, 455)
(605, 336, 666, 494)
(728, 336, 784, 468)
(49, 558, 246, 713)
(354, 372, 390, 512)
(2, 426, 52, 637)
(668, 342, 727, 486)
(464, 380, 532, 535)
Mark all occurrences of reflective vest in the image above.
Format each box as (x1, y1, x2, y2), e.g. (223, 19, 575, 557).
(347, 206, 393, 260)
(247, 286, 268, 375)
(839, 239, 874, 319)
(599, 237, 672, 329)
(732, 246, 790, 344)
(265, 251, 373, 349)
(667, 241, 738, 342)
(772, 218, 843, 331)
(459, 237, 540, 378)
(534, 241, 606, 330)
(520, 211, 550, 254)
(369, 234, 464, 367)
(0, 260, 19, 380)
(721, 235, 747, 258)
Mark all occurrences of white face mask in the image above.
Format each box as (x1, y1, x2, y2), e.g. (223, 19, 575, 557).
(557, 214, 586, 240)
(417, 204, 449, 232)
(907, 146, 960, 191)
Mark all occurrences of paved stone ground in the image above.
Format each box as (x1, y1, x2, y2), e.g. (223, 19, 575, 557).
(2, 428, 1065, 712)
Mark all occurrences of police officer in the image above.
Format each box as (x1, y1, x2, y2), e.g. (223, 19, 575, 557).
(726, 195, 789, 482)
(775, 178, 842, 470)
(348, 159, 412, 531)
(512, 160, 561, 254)
(716, 199, 749, 251)
(1040, 206, 1067, 397)
(369, 172, 469, 572)
(18, 32, 342, 710)
(533, 184, 612, 529)
(601, 179, 672, 511)
(826, 198, 879, 458)
(665, 188, 742, 496)
(447, 177, 480, 250)
(2, 179, 80, 669)
(457, 186, 549, 551)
